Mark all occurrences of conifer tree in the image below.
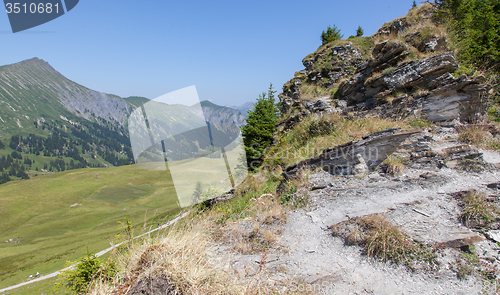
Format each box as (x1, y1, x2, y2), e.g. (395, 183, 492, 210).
(356, 26, 364, 37)
(439, 0, 500, 71)
(192, 181, 203, 204)
(241, 84, 280, 171)
(321, 25, 343, 45)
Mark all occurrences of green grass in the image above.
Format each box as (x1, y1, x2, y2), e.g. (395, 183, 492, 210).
(0, 164, 181, 289)
(2, 276, 66, 295)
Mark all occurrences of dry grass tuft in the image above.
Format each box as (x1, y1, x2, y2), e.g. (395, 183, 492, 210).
(211, 192, 286, 255)
(382, 154, 406, 176)
(458, 124, 500, 151)
(458, 125, 490, 145)
(458, 190, 497, 228)
(92, 220, 246, 294)
(331, 214, 438, 271)
(299, 83, 331, 101)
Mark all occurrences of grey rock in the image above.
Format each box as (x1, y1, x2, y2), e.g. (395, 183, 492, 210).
(487, 230, 500, 243)
(375, 18, 410, 36)
(284, 128, 428, 177)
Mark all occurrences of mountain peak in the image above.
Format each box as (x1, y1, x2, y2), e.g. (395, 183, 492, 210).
(2, 57, 58, 74)
(0, 57, 131, 130)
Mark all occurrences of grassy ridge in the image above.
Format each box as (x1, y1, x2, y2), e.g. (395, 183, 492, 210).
(0, 164, 180, 289)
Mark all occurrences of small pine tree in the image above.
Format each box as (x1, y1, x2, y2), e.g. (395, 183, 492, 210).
(57, 251, 117, 294)
(321, 25, 343, 45)
(241, 84, 280, 171)
(192, 181, 203, 204)
(412, 0, 417, 8)
(356, 26, 364, 37)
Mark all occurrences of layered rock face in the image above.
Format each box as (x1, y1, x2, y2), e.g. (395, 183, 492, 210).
(278, 5, 492, 124)
(284, 128, 429, 177)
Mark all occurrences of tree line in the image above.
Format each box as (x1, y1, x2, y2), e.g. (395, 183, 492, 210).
(0, 119, 135, 184)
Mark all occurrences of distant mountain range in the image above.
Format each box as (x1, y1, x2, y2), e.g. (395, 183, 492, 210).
(228, 102, 253, 116)
(0, 58, 248, 183)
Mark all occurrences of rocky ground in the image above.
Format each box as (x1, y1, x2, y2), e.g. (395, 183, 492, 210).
(204, 4, 500, 294)
(214, 124, 500, 294)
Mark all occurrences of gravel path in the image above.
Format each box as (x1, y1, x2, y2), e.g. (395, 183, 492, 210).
(276, 136, 500, 294)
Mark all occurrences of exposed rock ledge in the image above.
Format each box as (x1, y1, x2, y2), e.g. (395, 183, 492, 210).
(284, 128, 429, 177)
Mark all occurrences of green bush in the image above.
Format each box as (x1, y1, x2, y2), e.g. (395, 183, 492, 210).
(57, 252, 117, 294)
(321, 25, 343, 45)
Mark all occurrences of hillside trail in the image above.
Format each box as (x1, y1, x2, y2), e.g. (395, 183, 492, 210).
(219, 127, 500, 294)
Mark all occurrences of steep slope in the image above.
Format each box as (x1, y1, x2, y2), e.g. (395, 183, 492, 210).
(0, 58, 131, 136)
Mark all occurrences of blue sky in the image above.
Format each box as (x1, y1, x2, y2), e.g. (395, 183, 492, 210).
(0, 0, 418, 106)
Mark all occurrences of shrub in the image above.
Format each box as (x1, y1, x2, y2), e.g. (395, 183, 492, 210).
(57, 252, 117, 294)
(438, 0, 500, 72)
(321, 25, 343, 45)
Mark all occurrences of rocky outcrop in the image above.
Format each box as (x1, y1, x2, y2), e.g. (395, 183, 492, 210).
(284, 128, 429, 177)
(404, 31, 447, 53)
(301, 42, 369, 87)
(278, 4, 492, 124)
(283, 124, 496, 179)
(279, 41, 372, 114)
